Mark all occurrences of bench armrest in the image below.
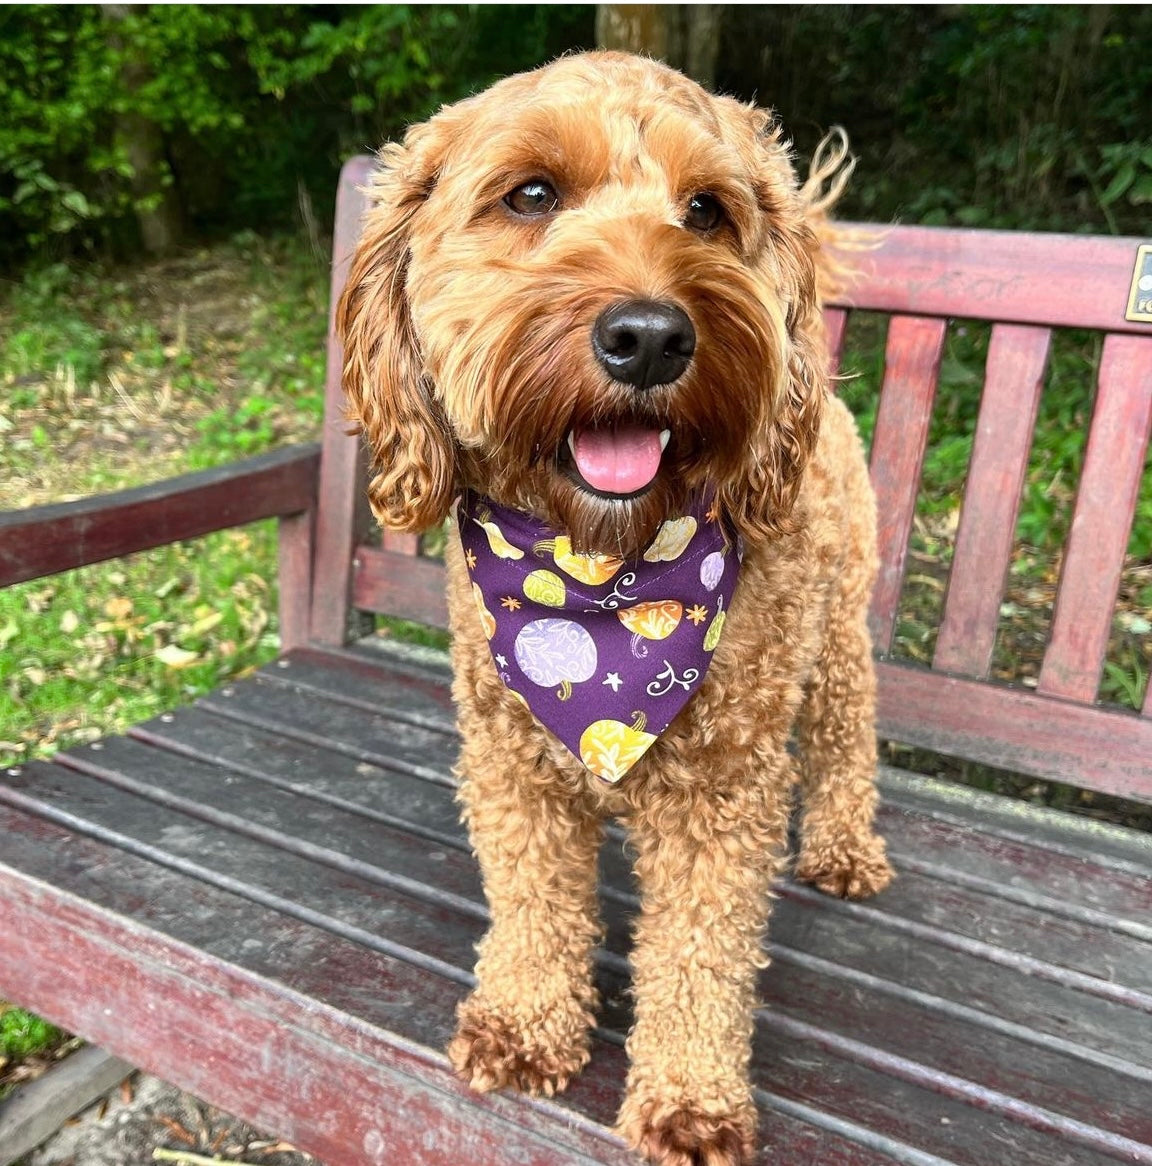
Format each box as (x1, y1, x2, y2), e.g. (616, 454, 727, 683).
(0, 443, 321, 589)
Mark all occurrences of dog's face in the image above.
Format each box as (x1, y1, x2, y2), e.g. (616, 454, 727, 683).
(339, 51, 829, 558)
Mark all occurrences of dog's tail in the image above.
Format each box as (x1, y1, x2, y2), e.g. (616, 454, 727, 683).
(800, 128, 882, 307)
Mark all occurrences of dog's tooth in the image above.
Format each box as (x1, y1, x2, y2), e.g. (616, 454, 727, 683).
(567, 431, 577, 459)
(659, 429, 671, 451)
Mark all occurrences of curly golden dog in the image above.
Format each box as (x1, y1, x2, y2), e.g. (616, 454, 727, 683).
(338, 50, 893, 1166)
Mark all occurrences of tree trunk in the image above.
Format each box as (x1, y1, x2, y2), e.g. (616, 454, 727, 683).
(101, 4, 183, 254)
(595, 4, 724, 88)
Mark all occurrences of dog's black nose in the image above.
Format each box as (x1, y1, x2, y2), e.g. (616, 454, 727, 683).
(592, 300, 696, 390)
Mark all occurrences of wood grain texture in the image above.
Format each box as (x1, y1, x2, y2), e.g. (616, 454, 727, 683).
(1, 646, 1149, 1165)
(877, 659, 1152, 803)
(1038, 334, 1152, 702)
(0, 443, 319, 588)
(0, 808, 637, 1166)
(276, 508, 315, 652)
(823, 306, 848, 376)
(933, 325, 1051, 678)
(310, 153, 376, 645)
(867, 316, 947, 653)
(352, 544, 450, 628)
(831, 225, 1152, 335)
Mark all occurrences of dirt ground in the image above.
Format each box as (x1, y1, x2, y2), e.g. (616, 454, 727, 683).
(20, 1073, 320, 1166)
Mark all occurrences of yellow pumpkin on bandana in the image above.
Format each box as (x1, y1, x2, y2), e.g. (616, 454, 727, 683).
(533, 536, 623, 585)
(618, 600, 683, 658)
(618, 600, 683, 641)
(523, 569, 566, 607)
(642, 516, 697, 562)
(703, 595, 726, 652)
(580, 713, 658, 782)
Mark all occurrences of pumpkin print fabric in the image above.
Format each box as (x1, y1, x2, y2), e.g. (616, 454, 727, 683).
(457, 491, 742, 783)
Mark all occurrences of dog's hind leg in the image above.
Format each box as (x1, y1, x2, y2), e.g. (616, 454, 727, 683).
(792, 541, 894, 900)
(447, 733, 604, 1098)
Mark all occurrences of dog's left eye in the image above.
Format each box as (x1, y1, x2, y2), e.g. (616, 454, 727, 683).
(504, 180, 560, 217)
(685, 193, 723, 232)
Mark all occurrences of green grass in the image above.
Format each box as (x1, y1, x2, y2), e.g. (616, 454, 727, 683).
(0, 526, 281, 766)
(0, 1003, 67, 1100)
(0, 231, 333, 768)
(0, 1005, 62, 1061)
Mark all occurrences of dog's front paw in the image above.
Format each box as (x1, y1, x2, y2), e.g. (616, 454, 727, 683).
(795, 831, 894, 900)
(448, 999, 590, 1098)
(620, 1098, 756, 1166)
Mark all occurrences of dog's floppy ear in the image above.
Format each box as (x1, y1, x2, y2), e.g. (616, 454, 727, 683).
(713, 99, 849, 544)
(336, 125, 456, 532)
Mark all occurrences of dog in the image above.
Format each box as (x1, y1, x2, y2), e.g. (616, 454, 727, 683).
(338, 50, 893, 1166)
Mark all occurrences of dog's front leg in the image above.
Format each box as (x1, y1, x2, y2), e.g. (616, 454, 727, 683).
(617, 760, 792, 1166)
(448, 741, 603, 1098)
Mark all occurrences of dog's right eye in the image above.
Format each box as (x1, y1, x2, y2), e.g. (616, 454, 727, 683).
(504, 180, 560, 217)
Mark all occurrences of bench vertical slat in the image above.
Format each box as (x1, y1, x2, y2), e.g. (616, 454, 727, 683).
(277, 510, 315, 652)
(1037, 333, 1152, 703)
(823, 307, 848, 376)
(382, 530, 421, 555)
(867, 315, 947, 654)
(310, 155, 376, 646)
(933, 325, 1051, 678)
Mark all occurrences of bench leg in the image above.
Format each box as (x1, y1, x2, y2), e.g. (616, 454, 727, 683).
(448, 750, 604, 1097)
(793, 601, 894, 900)
(615, 760, 793, 1165)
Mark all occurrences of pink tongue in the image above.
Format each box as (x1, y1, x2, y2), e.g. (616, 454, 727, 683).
(571, 425, 664, 495)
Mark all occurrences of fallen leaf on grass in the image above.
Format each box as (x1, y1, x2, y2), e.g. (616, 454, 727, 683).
(183, 610, 224, 637)
(155, 644, 200, 668)
(105, 596, 134, 620)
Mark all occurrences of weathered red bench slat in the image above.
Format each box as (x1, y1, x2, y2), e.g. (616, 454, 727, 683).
(845, 224, 1152, 334)
(823, 305, 848, 372)
(933, 323, 1051, 678)
(875, 663, 1152, 801)
(310, 154, 377, 648)
(352, 544, 450, 629)
(0, 443, 319, 588)
(3, 647, 1149, 1165)
(865, 315, 947, 653)
(2, 153, 1151, 1166)
(1038, 333, 1152, 703)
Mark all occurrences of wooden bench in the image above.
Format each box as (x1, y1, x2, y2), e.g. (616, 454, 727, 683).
(1, 154, 1150, 1166)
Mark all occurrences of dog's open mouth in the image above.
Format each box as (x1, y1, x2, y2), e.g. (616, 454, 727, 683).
(564, 424, 672, 498)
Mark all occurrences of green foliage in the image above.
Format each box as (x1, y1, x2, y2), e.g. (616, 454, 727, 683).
(0, 5, 593, 259)
(0, 1006, 62, 1060)
(722, 5, 1152, 234)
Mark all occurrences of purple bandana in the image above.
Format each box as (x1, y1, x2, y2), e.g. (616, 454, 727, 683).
(457, 491, 742, 782)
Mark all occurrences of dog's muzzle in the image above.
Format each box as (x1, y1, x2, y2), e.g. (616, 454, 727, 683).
(592, 299, 696, 391)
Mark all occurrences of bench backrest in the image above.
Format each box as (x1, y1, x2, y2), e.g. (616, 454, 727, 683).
(311, 155, 1152, 805)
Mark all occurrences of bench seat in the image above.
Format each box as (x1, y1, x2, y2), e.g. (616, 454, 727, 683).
(3, 640, 1149, 1166)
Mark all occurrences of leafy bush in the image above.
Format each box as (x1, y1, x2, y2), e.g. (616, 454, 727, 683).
(0, 5, 593, 260)
(720, 5, 1152, 234)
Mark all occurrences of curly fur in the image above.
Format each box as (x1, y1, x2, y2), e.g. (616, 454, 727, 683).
(339, 51, 893, 1166)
